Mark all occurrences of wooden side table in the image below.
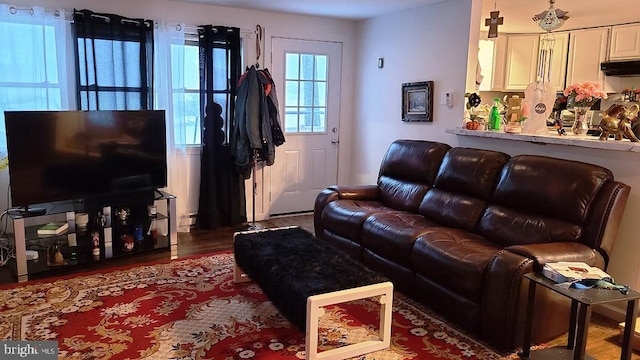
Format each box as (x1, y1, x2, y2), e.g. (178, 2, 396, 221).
(521, 272, 640, 360)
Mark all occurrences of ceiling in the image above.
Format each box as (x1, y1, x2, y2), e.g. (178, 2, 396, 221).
(168, 0, 447, 20)
(169, 0, 640, 29)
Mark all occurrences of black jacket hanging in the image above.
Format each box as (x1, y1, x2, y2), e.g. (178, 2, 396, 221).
(231, 65, 285, 179)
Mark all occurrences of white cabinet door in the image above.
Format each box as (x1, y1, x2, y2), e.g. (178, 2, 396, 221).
(478, 35, 506, 91)
(503, 34, 539, 90)
(538, 32, 569, 92)
(492, 35, 507, 91)
(566, 28, 608, 87)
(610, 24, 640, 60)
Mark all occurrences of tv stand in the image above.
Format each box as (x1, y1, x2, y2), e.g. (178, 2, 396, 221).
(10, 190, 177, 283)
(23, 206, 47, 216)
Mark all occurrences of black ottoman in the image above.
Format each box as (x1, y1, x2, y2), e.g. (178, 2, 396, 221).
(233, 226, 393, 360)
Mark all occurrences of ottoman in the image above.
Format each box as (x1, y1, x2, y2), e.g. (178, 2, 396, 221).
(233, 226, 393, 360)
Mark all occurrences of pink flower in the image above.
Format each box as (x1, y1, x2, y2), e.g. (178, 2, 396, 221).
(563, 82, 607, 107)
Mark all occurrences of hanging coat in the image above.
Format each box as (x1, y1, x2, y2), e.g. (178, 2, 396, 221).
(231, 65, 285, 179)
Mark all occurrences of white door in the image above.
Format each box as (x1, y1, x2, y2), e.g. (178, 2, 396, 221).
(269, 38, 342, 215)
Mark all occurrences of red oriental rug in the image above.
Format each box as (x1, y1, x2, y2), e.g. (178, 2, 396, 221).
(0, 252, 519, 359)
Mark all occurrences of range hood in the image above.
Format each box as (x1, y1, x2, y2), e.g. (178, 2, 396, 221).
(601, 60, 640, 76)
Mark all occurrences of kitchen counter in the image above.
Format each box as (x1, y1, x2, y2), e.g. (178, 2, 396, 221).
(446, 128, 640, 153)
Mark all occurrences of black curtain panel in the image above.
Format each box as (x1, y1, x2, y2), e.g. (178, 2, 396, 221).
(196, 25, 246, 230)
(72, 9, 154, 110)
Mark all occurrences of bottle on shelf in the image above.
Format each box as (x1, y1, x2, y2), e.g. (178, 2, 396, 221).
(91, 211, 106, 258)
(149, 220, 158, 245)
(91, 231, 100, 257)
(489, 98, 501, 131)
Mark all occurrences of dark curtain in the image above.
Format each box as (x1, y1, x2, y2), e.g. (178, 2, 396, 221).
(196, 25, 246, 230)
(72, 9, 154, 110)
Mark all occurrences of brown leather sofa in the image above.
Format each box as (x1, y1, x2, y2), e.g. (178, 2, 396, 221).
(314, 139, 630, 351)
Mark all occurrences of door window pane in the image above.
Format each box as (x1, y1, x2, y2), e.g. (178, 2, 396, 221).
(285, 53, 299, 79)
(283, 52, 328, 133)
(300, 81, 313, 107)
(315, 55, 327, 81)
(285, 80, 299, 107)
(300, 54, 314, 80)
(284, 110, 298, 132)
(314, 82, 326, 107)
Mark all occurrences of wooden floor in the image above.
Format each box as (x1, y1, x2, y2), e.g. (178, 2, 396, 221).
(0, 214, 637, 359)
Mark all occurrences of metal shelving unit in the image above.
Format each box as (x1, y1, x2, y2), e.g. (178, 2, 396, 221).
(10, 190, 177, 283)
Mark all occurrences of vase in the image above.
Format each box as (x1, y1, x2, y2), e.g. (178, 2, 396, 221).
(571, 106, 591, 135)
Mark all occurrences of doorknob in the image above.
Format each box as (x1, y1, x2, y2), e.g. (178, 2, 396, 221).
(331, 139, 339, 144)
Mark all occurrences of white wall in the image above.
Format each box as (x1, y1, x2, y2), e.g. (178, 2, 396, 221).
(5, 0, 358, 224)
(351, 0, 473, 184)
(354, 0, 640, 315)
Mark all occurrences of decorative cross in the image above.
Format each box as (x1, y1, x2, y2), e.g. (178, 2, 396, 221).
(485, 11, 504, 38)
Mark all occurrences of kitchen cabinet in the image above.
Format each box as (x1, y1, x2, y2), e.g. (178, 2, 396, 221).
(609, 24, 640, 60)
(538, 32, 569, 91)
(566, 28, 610, 90)
(503, 34, 539, 90)
(477, 35, 506, 91)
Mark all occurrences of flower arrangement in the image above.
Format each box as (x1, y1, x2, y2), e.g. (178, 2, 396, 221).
(563, 81, 607, 107)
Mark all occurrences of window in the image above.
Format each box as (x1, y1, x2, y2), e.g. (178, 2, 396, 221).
(0, 7, 71, 150)
(73, 9, 153, 110)
(171, 35, 240, 146)
(284, 53, 328, 133)
(171, 37, 201, 146)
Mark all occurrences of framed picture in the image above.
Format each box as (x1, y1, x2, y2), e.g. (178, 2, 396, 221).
(402, 81, 434, 122)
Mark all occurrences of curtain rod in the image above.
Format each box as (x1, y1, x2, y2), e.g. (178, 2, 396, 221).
(156, 23, 252, 36)
(8, 6, 252, 34)
(74, 11, 150, 27)
(7, 5, 64, 17)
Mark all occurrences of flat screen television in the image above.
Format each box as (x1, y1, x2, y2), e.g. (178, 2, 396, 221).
(5, 110, 167, 208)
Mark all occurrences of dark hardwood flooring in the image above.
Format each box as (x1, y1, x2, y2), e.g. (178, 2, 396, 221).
(0, 214, 637, 359)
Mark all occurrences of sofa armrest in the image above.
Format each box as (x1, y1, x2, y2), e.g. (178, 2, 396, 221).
(313, 185, 381, 236)
(506, 242, 601, 271)
(482, 250, 534, 348)
(329, 185, 381, 200)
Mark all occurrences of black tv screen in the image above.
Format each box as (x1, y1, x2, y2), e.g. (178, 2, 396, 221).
(5, 110, 167, 207)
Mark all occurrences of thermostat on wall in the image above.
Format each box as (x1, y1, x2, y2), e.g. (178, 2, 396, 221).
(26, 250, 39, 260)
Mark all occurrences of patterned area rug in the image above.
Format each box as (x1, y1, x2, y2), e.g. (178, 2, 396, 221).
(0, 252, 518, 359)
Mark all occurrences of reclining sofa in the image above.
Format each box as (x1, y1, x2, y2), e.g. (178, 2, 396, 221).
(314, 140, 630, 350)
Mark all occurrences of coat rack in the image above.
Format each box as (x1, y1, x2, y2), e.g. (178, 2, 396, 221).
(247, 24, 264, 231)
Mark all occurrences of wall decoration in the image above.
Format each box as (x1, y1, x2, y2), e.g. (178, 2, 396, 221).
(402, 81, 434, 122)
(485, 0, 503, 38)
(532, 0, 569, 32)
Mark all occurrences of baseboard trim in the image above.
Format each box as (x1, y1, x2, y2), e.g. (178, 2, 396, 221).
(595, 303, 629, 322)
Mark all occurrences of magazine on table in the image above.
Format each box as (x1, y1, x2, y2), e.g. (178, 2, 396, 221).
(542, 261, 613, 284)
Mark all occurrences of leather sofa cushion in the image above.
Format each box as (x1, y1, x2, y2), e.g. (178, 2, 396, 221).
(411, 229, 502, 302)
(420, 148, 509, 231)
(493, 155, 612, 223)
(479, 155, 613, 247)
(480, 205, 582, 247)
(361, 212, 439, 268)
(320, 199, 395, 242)
(378, 177, 431, 212)
(377, 140, 450, 212)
